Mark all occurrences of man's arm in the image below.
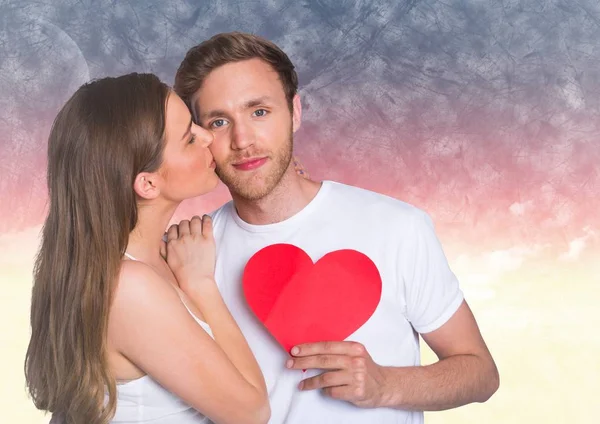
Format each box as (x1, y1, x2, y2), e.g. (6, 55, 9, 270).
(380, 299, 498, 410)
(288, 300, 499, 410)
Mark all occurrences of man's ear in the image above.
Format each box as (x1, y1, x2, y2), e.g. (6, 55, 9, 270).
(292, 94, 302, 133)
(133, 172, 160, 200)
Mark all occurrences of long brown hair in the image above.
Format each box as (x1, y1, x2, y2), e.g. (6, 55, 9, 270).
(174, 31, 298, 112)
(25, 73, 170, 424)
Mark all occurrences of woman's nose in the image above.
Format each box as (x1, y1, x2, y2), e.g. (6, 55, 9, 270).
(193, 124, 214, 147)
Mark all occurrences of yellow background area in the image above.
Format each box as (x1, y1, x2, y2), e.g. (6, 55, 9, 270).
(2, 227, 598, 423)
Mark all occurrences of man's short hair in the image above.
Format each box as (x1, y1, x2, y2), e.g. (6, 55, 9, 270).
(174, 32, 298, 112)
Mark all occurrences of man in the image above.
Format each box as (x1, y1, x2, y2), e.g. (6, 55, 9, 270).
(174, 32, 499, 423)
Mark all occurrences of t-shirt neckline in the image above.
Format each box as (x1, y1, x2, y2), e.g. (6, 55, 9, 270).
(230, 180, 334, 233)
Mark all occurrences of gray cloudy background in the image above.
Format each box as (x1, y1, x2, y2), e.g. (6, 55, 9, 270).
(1, 0, 599, 249)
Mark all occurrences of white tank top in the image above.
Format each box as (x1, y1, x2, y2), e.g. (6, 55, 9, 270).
(109, 253, 215, 423)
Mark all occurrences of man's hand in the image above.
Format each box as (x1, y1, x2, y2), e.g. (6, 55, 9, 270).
(286, 341, 389, 408)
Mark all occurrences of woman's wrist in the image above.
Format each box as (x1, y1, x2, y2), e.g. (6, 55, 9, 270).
(179, 276, 218, 297)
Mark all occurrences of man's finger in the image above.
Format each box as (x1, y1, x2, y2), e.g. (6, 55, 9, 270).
(287, 354, 352, 371)
(322, 385, 360, 402)
(299, 370, 352, 391)
(291, 341, 366, 357)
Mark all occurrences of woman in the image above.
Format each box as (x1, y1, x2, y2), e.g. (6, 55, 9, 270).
(25, 73, 270, 424)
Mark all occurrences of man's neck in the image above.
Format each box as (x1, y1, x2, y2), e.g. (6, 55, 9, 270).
(232, 168, 322, 225)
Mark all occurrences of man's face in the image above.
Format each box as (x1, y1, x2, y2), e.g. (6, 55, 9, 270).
(192, 58, 301, 201)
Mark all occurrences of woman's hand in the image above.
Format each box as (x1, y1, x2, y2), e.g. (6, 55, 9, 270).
(165, 215, 216, 292)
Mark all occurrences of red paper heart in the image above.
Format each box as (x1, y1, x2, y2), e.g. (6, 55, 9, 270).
(242, 244, 382, 353)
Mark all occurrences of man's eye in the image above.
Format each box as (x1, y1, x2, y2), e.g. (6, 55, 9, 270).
(253, 109, 267, 117)
(211, 119, 227, 128)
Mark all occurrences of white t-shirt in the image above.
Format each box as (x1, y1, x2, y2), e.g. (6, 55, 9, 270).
(211, 180, 464, 424)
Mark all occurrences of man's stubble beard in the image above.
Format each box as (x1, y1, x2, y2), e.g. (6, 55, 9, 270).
(215, 130, 294, 201)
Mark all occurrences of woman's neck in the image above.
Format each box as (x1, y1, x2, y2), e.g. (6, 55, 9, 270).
(126, 199, 179, 265)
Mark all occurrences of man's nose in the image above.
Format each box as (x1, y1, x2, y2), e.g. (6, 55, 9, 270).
(230, 120, 255, 150)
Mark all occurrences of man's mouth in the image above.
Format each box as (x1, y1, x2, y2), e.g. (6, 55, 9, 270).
(232, 157, 268, 171)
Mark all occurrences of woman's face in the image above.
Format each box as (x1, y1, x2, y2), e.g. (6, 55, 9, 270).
(157, 92, 219, 201)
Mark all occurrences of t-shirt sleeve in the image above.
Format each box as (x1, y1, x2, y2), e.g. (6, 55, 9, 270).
(400, 210, 464, 334)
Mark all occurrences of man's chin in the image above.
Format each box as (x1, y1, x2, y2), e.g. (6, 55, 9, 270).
(222, 173, 276, 201)
(232, 182, 273, 201)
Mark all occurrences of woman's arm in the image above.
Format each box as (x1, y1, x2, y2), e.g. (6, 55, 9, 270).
(165, 215, 267, 399)
(109, 261, 269, 424)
